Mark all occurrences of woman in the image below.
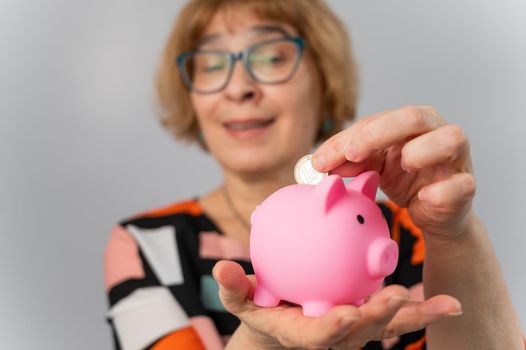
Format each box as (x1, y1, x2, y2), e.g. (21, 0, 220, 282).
(104, 1, 524, 349)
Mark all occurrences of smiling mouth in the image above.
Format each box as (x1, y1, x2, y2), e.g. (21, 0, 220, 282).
(223, 117, 276, 131)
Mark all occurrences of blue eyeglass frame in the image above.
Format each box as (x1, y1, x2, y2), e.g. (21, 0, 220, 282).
(176, 36, 305, 94)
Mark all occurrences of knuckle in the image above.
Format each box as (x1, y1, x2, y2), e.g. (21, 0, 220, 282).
(420, 104, 439, 116)
(222, 300, 241, 315)
(399, 105, 445, 130)
(399, 105, 427, 129)
(353, 118, 376, 149)
(368, 311, 392, 329)
(219, 293, 244, 315)
(357, 125, 374, 150)
(444, 124, 469, 155)
(379, 327, 399, 339)
(460, 173, 477, 197)
(327, 136, 348, 156)
(448, 124, 468, 141)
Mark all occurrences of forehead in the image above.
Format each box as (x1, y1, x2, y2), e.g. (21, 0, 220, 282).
(199, 7, 297, 46)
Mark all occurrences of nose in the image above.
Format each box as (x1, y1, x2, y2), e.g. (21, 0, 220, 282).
(223, 59, 260, 103)
(367, 237, 398, 278)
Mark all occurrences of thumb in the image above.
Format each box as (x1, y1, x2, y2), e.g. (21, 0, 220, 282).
(212, 260, 252, 315)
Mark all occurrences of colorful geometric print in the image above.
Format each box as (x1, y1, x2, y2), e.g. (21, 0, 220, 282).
(148, 327, 205, 349)
(105, 199, 426, 350)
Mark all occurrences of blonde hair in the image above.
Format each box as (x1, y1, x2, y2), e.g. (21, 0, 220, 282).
(156, 0, 358, 149)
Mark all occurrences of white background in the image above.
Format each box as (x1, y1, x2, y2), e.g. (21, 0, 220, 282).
(1, 0, 524, 348)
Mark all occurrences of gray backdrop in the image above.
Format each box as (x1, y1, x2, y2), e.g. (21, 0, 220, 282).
(1, 0, 524, 348)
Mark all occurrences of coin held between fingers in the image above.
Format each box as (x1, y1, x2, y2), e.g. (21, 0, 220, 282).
(294, 154, 328, 185)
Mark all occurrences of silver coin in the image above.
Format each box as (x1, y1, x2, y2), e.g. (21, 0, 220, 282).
(294, 154, 328, 185)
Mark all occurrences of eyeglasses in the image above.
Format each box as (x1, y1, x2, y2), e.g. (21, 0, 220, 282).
(176, 36, 305, 94)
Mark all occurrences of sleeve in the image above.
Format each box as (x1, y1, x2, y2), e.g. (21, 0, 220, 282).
(379, 201, 427, 350)
(104, 223, 223, 350)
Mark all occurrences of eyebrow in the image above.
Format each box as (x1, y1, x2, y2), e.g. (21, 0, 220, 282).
(198, 24, 292, 47)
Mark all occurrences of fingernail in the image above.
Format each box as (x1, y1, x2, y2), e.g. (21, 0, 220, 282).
(340, 315, 360, 327)
(212, 264, 219, 279)
(388, 295, 408, 307)
(312, 155, 327, 171)
(446, 311, 463, 317)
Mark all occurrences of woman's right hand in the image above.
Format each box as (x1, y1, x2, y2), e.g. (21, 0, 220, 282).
(213, 260, 462, 350)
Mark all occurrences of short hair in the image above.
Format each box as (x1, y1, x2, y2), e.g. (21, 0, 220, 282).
(155, 0, 358, 149)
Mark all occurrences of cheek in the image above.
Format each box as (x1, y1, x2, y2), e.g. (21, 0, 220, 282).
(292, 63, 321, 119)
(273, 70, 321, 137)
(191, 94, 217, 129)
(262, 88, 319, 153)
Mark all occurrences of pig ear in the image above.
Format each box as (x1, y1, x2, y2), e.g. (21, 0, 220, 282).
(346, 171, 379, 200)
(315, 175, 347, 213)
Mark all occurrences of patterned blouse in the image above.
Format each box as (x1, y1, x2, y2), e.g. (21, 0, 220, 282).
(104, 198, 427, 350)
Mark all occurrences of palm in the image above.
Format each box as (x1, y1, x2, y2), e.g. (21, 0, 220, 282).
(215, 260, 461, 350)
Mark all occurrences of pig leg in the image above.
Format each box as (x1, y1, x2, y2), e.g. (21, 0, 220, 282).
(353, 298, 365, 307)
(254, 286, 280, 308)
(302, 301, 334, 317)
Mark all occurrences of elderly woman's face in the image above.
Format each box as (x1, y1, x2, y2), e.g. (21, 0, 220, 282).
(191, 8, 321, 176)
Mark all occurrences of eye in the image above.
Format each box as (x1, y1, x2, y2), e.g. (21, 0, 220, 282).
(357, 215, 365, 224)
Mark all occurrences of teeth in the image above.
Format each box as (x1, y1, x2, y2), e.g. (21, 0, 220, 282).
(226, 119, 274, 131)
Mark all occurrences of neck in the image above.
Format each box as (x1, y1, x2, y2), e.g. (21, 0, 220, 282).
(221, 164, 296, 225)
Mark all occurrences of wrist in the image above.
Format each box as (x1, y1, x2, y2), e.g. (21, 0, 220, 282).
(423, 210, 484, 254)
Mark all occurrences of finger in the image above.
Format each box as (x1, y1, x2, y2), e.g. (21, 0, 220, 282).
(345, 285, 410, 343)
(400, 124, 470, 172)
(382, 294, 462, 338)
(417, 172, 476, 210)
(279, 305, 361, 349)
(312, 110, 392, 172)
(313, 106, 445, 172)
(212, 260, 253, 315)
(358, 285, 410, 322)
(346, 106, 445, 163)
(328, 149, 387, 178)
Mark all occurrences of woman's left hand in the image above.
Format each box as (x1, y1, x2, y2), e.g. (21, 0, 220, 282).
(313, 106, 476, 240)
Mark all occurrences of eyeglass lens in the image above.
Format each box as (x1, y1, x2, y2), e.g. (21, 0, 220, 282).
(183, 39, 300, 93)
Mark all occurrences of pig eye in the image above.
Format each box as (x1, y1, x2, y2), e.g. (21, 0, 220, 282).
(357, 214, 365, 224)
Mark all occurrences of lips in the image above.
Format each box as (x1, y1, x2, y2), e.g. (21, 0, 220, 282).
(223, 117, 276, 131)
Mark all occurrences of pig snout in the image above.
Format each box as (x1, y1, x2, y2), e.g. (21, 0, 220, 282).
(367, 237, 398, 279)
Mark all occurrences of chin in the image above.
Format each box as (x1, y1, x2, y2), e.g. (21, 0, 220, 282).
(229, 157, 276, 175)
(220, 148, 290, 176)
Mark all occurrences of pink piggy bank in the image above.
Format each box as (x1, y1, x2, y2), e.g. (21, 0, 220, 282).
(249, 171, 398, 317)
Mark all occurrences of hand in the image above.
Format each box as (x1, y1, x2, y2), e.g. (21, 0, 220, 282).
(313, 106, 476, 240)
(213, 260, 461, 349)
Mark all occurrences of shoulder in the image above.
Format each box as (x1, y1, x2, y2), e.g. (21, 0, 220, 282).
(104, 198, 206, 293)
(119, 198, 204, 227)
(105, 198, 206, 275)
(107, 198, 207, 267)
(109, 198, 211, 243)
